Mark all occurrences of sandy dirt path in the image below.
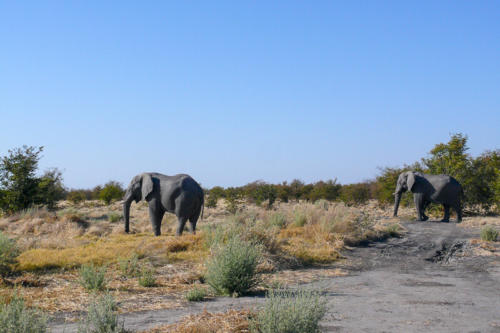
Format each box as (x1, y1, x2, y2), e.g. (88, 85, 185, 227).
(50, 221, 500, 332)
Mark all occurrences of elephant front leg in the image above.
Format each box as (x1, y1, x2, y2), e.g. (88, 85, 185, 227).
(148, 201, 164, 236)
(414, 194, 427, 221)
(176, 217, 188, 236)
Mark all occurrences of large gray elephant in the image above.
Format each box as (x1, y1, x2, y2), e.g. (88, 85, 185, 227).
(123, 173, 204, 236)
(393, 171, 463, 223)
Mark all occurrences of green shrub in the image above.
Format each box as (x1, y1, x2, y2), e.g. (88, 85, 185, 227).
(206, 195, 218, 208)
(480, 226, 498, 242)
(185, 287, 207, 302)
(108, 212, 122, 223)
(138, 267, 156, 287)
(250, 288, 327, 333)
(268, 213, 287, 229)
(79, 264, 107, 291)
(293, 211, 307, 227)
(118, 254, 140, 277)
(205, 236, 261, 296)
(0, 231, 20, 277)
(78, 293, 125, 333)
(0, 293, 48, 333)
(99, 181, 124, 205)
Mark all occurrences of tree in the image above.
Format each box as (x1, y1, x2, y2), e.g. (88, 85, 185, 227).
(36, 168, 65, 209)
(99, 181, 124, 205)
(422, 133, 471, 184)
(0, 146, 44, 213)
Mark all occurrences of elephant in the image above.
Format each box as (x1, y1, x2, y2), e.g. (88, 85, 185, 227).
(123, 173, 204, 236)
(393, 171, 463, 223)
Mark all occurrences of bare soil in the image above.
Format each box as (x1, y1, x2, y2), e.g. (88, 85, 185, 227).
(50, 220, 500, 332)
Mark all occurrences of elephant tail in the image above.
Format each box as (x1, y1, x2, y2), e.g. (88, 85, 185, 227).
(200, 193, 204, 220)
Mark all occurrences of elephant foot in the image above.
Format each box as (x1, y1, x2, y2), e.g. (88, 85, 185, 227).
(441, 218, 450, 223)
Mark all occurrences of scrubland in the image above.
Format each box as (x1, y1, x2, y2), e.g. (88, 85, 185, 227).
(0, 199, 497, 332)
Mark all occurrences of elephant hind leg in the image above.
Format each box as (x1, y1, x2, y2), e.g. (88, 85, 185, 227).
(441, 205, 450, 222)
(176, 217, 188, 236)
(453, 203, 462, 223)
(188, 206, 202, 235)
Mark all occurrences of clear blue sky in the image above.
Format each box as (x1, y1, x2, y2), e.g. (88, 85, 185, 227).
(1, 1, 499, 189)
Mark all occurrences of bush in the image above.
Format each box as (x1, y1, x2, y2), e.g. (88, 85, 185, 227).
(185, 287, 207, 302)
(79, 264, 107, 291)
(78, 294, 125, 333)
(250, 288, 327, 333)
(67, 190, 87, 204)
(0, 293, 48, 333)
(108, 213, 122, 223)
(118, 254, 140, 277)
(138, 267, 156, 287)
(206, 195, 218, 208)
(99, 181, 124, 205)
(0, 231, 20, 277)
(205, 236, 261, 296)
(340, 183, 371, 206)
(480, 226, 498, 242)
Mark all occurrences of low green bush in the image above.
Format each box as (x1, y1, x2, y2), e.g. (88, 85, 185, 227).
(79, 264, 107, 291)
(480, 226, 498, 242)
(108, 213, 122, 223)
(185, 287, 207, 302)
(205, 236, 261, 296)
(0, 231, 20, 277)
(251, 288, 327, 333)
(0, 294, 48, 333)
(138, 267, 156, 287)
(78, 293, 125, 333)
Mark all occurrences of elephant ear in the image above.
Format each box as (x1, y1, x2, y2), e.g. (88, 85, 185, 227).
(406, 171, 416, 192)
(141, 174, 154, 200)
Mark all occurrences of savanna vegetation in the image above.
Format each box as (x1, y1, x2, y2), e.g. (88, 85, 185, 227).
(0, 133, 497, 332)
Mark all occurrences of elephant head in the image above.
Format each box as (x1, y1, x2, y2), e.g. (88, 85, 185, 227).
(123, 173, 154, 233)
(393, 171, 416, 217)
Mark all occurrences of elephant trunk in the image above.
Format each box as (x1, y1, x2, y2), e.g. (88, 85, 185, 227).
(393, 191, 402, 217)
(123, 193, 133, 233)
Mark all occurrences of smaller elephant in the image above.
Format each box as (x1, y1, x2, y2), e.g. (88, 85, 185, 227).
(393, 171, 462, 223)
(123, 173, 204, 236)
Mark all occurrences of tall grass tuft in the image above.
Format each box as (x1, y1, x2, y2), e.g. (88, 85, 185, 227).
(79, 264, 107, 291)
(118, 254, 140, 277)
(0, 231, 20, 277)
(267, 213, 287, 229)
(138, 267, 156, 287)
(0, 294, 48, 333)
(78, 293, 125, 333)
(251, 288, 327, 333)
(480, 226, 498, 242)
(185, 286, 207, 302)
(205, 236, 261, 296)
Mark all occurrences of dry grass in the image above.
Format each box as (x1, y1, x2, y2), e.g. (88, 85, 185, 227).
(459, 216, 500, 228)
(0, 199, 403, 320)
(144, 309, 254, 333)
